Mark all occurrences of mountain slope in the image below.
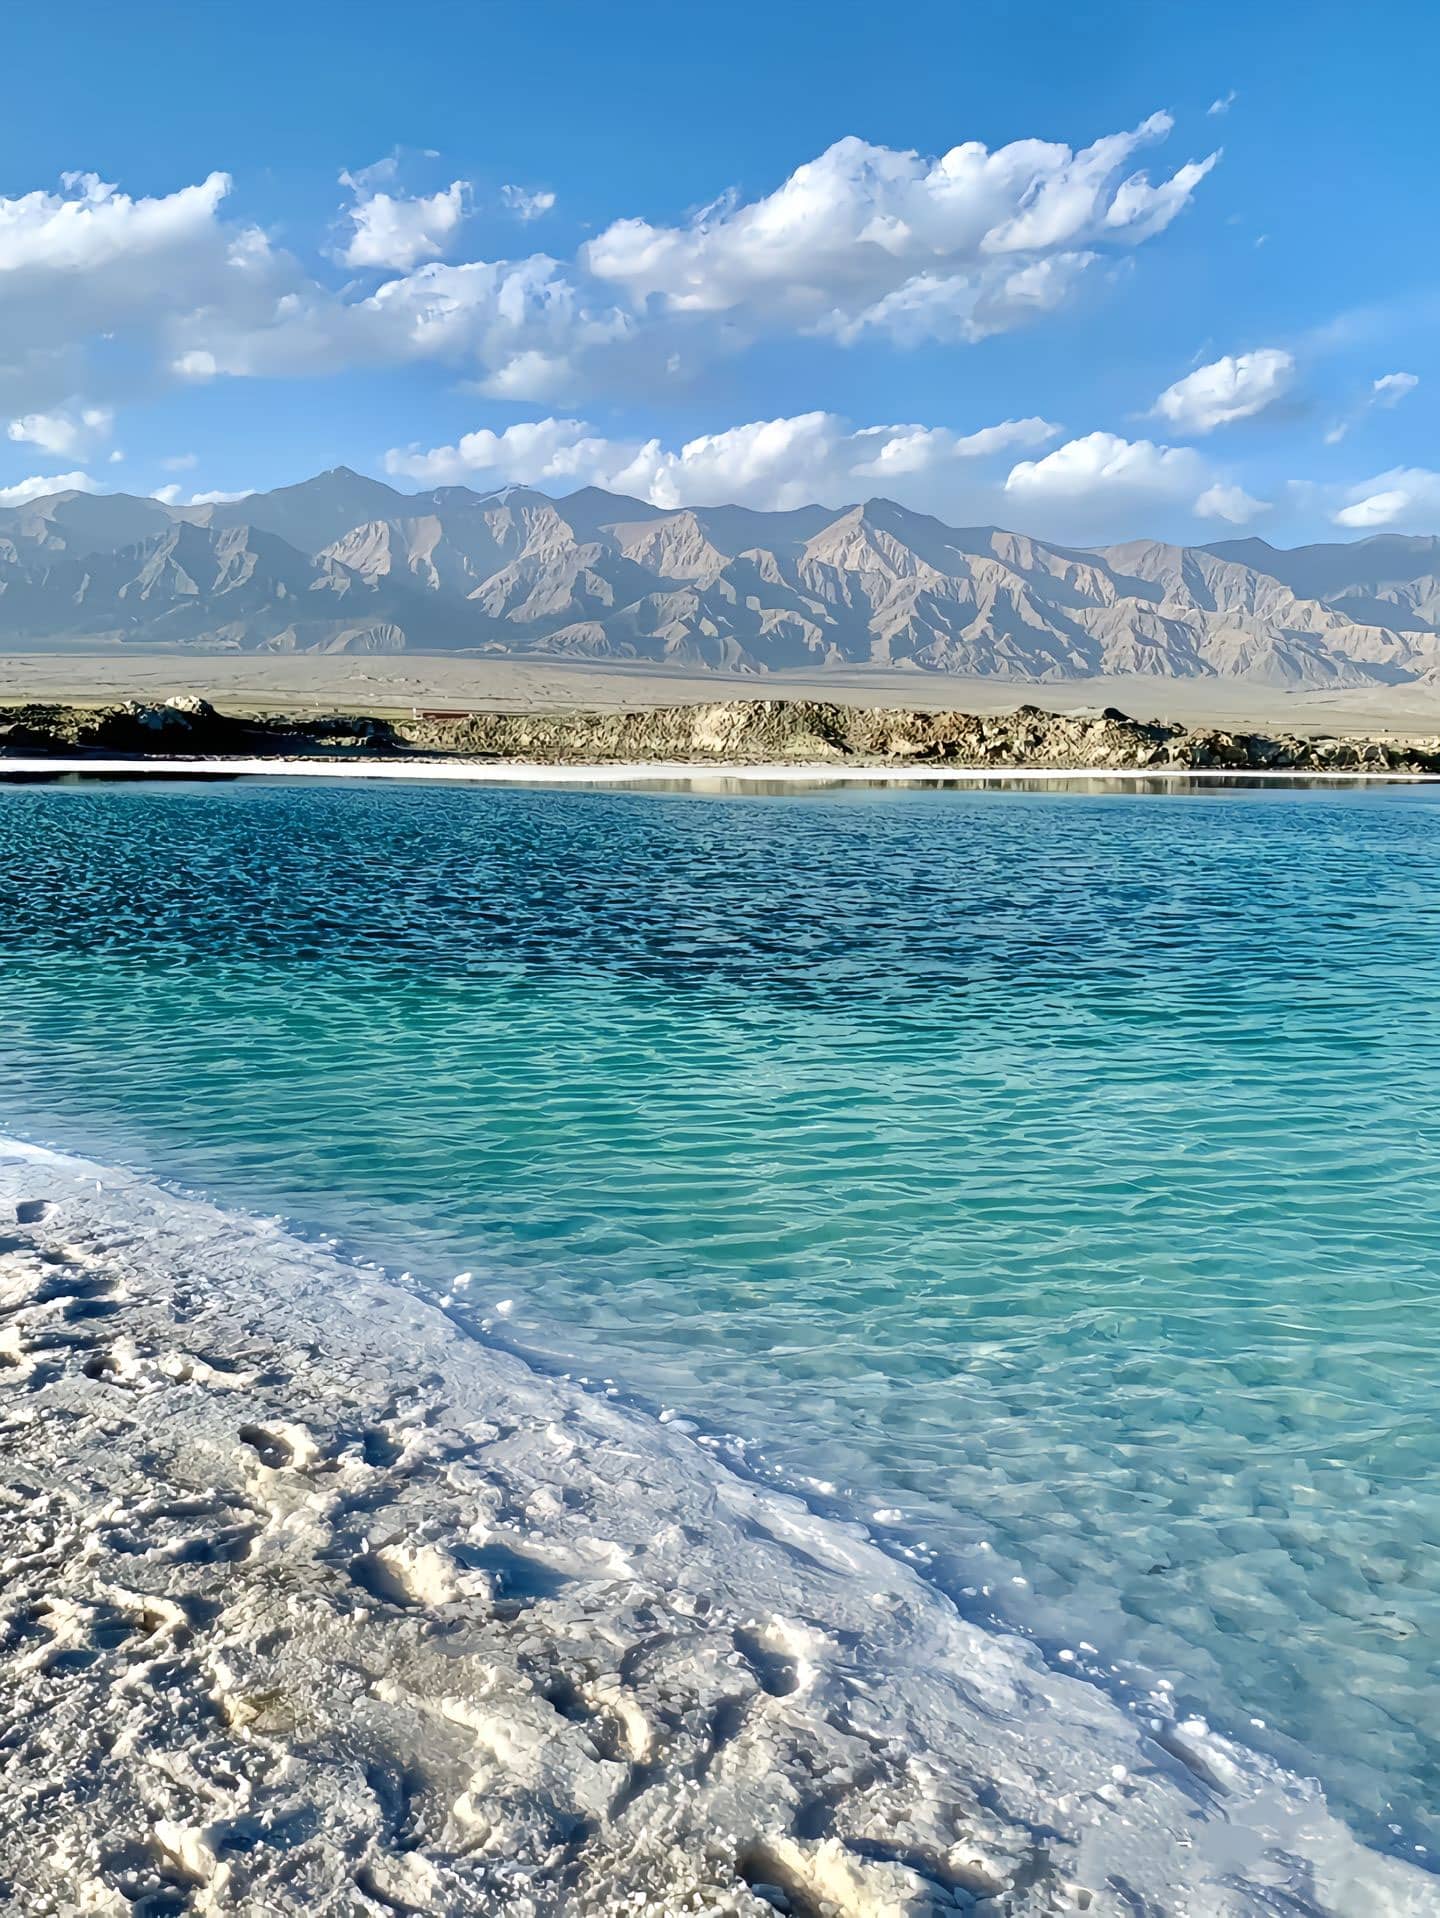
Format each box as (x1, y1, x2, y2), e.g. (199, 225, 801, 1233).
(1204, 532, 1440, 637)
(1, 472, 1438, 686)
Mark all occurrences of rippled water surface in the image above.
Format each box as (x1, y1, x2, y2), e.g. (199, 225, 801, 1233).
(3, 776, 1438, 1851)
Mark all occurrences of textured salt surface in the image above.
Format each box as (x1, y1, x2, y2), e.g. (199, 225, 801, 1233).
(0, 1139, 1431, 1916)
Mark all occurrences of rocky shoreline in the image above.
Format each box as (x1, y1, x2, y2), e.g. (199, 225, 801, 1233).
(3, 694, 1440, 774)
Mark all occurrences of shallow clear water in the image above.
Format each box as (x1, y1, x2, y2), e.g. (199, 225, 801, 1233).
(3, 776, 1438, 1854)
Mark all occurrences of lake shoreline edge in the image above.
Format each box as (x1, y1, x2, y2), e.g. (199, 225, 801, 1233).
(0, 1132, 1434, 1915)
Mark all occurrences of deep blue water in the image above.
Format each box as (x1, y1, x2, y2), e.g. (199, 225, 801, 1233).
(3, 775, 1438, 1856)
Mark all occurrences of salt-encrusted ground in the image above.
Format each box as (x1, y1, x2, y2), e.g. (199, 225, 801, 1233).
(0, 756, 1434, 786)
(0, 1140, 1431, 1916)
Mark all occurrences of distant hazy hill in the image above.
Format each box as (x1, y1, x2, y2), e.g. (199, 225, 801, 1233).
(3, 469, 1439, 687)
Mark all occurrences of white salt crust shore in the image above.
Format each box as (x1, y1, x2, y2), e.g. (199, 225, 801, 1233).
(0, 1139, 1433, 1916)
(0, 755, 1436, 787)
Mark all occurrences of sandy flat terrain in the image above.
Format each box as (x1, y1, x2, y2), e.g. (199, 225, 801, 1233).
(5, 652, 1440, 738)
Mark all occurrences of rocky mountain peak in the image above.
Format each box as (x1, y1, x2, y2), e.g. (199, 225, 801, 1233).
(0, 474, 1437, 686)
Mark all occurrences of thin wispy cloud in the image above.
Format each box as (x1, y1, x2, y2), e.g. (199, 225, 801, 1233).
(1324, 369, 1419, 443)
(500, 184, 557, 222)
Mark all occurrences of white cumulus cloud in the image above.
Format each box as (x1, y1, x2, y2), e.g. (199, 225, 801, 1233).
(170, 253, 633, 395)
(1005, 430, 1209, 508)
(827, 250, 1098, 347)
(1194, 480, 1271, 523)
(0, 166, 601, 414)
(1151, 348, 1294, 433)
(473, 347, 578, 401)
(384, 411, 1063, 514)
(584, 114, 1217, 344)
(341, 174, 468, 271)
(1333, 468, 1440, 530)
(851, 416, 1060, 477)
(0, 469, 99, 506)
(7, 402, 113, 458)
(0, 127, 1219, 424)
(0, 165, 600, 415)
(0, 170, 293, 419)
(0, 170, 231, 274)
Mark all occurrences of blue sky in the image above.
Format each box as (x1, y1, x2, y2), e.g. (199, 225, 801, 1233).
(1, 0, 1436, 544)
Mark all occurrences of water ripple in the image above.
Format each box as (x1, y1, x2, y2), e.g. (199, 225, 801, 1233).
(2, 777, 1439, 1853)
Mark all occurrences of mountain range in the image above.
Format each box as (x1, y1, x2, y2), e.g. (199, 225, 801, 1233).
(4, 468, 1440, 687)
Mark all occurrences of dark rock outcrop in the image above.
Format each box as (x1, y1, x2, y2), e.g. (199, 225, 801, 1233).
(0, 698, 402, 757)
(3, 695, 1438, 774)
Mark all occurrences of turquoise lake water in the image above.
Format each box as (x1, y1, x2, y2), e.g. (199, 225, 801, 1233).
(2, 775, 1438, 1857)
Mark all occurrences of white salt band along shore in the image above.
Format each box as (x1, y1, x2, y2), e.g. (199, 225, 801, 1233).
(0, 755, 1435, 786)
(0, 1138, 1433, 1915)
